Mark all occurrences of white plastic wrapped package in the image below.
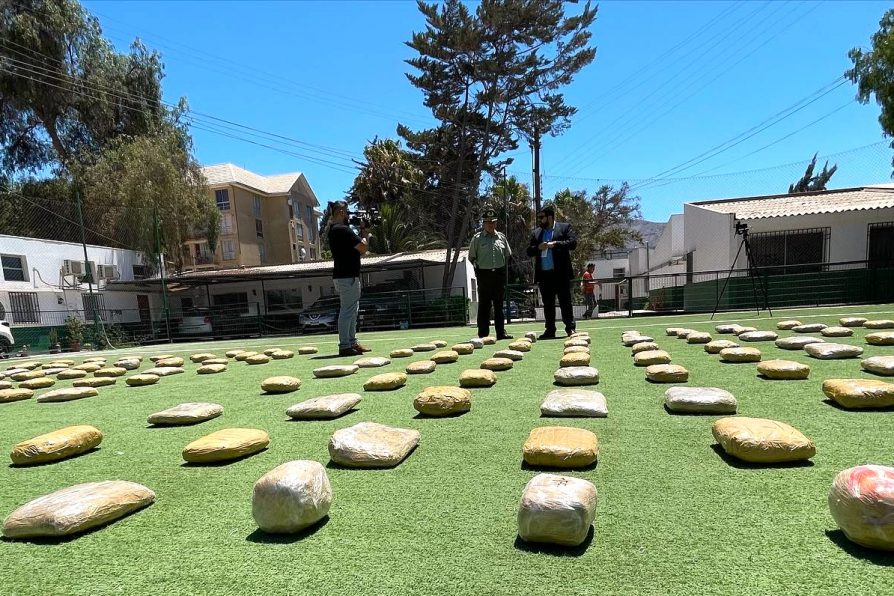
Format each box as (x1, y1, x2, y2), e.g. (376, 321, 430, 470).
(517, 473, 597, 546)
(252, 461, 332, 534)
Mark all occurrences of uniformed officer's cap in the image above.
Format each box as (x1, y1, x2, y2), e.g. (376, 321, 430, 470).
(482, 208, 498, 222)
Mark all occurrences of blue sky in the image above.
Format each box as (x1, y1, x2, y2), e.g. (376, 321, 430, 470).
(84, 0, 891, 221)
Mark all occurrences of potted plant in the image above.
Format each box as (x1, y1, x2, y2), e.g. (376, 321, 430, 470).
(64, 316, 84, 352)
(47, 329, 61, 354)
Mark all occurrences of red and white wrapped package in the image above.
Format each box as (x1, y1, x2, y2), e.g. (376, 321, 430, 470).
(828, 465, 894, 550)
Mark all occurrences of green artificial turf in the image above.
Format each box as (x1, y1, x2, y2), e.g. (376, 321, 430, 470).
(0, 304, 892, 595)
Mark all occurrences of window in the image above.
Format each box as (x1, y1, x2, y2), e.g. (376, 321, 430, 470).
(213, 292, 249, 315)
(868, 222, 894, 268)
(221, 239, 236, 261)
(305, 205, 313, 225)
(258, 243, 266, 263)
(295, 223, 304, 240)
(288, 202, 295, 219)
(132, 264, 149, 280)
(1, 254, 27, 282)
(9, 292, 39, 323)
(612, 268, 626, 279)
(310, 247, 317, 260)
(215, 189, 230, 211)
(252, 195, 262, 218)
(265, 288, 302, 312)
(310, 223, 316, 244)
(221, 213, 234, 234)
(750, 228, 829, 274)
(255, 219, 264, 238)
(83, 293, 106, 321)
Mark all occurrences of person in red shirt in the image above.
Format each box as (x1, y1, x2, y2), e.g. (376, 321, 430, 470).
(581, 263, 599, 319)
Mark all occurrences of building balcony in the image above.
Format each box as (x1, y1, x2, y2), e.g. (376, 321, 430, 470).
(181, 254, 218, 271)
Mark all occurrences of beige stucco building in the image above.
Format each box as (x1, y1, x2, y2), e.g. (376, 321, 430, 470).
(182, 163, 322, 271)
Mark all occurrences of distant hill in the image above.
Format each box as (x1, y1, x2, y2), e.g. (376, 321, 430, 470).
(624, 219, 666, 250)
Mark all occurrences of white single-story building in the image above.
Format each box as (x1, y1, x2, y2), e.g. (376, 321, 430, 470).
(595, 184, 894, 312)
(684, 184, 894, 272)
(0, 234, 159, 329)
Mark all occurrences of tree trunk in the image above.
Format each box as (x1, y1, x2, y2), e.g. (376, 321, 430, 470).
(440, 85, 473, 292)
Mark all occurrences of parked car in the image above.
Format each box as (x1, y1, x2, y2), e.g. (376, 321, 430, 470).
(298, 298, 339, 334)
(298, 296, 403, 334)
(505, 300, 534, 320)
(178, 308, 214, 336)
(0, 317, 13, 355)
(0, 302, 12, 355)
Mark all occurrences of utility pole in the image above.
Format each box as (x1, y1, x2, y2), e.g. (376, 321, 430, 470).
(644, 240, 651, 294)
(76, 190, 101, 347)
(502, 166, 511, 325)
(531, 126, 542, 216)
(154, 206, 172, 343)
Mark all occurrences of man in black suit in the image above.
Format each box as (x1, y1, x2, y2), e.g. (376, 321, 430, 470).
(526, 203, 578, 339)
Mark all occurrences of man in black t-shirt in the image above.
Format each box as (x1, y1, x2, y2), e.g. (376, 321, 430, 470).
(327, 201, 372, 357)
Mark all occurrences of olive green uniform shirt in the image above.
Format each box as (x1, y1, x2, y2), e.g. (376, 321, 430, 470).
(469, 230, 511, 269)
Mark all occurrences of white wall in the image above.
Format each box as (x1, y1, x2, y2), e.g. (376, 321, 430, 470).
(0, 235, 154, 326)
(684, 205, 735, 272)
(0, 234, 146, 292)
(592, 255, 629, 280)
(740, 208, 894, 264)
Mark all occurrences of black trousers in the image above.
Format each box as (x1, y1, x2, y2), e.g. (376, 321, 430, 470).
(476, 267, 506, 337)
(538, 270, 575, 334)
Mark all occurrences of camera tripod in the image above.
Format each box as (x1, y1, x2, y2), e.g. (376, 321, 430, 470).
(711, 223, 772, 319)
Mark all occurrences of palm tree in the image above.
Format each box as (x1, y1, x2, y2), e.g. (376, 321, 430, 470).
(367, 203, 445, 254)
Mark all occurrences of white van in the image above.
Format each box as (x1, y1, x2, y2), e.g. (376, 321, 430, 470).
(0, 303, 14, 355)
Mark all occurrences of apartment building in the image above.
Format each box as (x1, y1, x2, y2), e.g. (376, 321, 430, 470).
(183, 164, 322, 271)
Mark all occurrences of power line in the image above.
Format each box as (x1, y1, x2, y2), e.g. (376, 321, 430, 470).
(553, 0, 778, 175)
(8, 0, 434, 128)
(0, 40, 364, 163)
(574, 2, 823, 177)
(686, 100, 859, 179)
(2, 41, 538, 210)
(571, 1, 746, 126)
(0, 51, 369, 170)
(1, 58, 498, 211)
(0, 184, 135, 250)
(525, 140, 886, 184)
(89, 10, 435, 128)
(630, 78, 848, 191)
(555, 0, 821, 178)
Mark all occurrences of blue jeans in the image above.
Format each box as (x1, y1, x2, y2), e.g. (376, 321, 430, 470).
(583, 294, 597, 318)
(333, 277, 361, 350)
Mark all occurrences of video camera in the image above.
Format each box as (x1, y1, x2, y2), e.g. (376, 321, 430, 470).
(734, 221, 749, 236)
(348, 208, 382, 228)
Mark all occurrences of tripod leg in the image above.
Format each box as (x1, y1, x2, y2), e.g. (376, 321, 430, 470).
(743, 237, 773, 317)
(711, 238, 746, 319)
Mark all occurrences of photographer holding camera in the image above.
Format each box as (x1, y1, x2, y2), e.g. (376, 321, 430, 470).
(327, 200, 372, 357)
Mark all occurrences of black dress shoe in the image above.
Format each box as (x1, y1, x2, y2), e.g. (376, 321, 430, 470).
(538, 332, 557, 340)
(496, 333, 514, 340)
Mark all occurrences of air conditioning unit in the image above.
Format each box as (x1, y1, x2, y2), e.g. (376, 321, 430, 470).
(62, 259, 85, 276)
(97, 265, 118, 280)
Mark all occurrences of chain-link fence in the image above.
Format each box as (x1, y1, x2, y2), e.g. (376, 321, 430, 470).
(502, 259, 894, 322)
(4, 285, 469, 355)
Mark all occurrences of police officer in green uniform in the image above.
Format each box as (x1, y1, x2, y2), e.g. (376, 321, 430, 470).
(469, 207, 513, 340)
